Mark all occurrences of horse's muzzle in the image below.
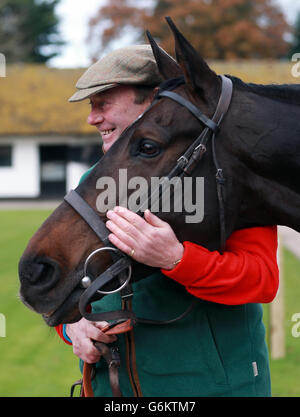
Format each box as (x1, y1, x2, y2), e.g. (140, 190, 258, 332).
(18, 255, 62, 314)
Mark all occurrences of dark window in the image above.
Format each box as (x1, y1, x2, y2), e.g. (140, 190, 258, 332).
(39, 145, 67, 198)
(0, 145, 12, 167)
(67, 144, 102, 165)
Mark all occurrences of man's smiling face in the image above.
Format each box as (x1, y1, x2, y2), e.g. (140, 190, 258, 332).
(87, 85, 153, 153)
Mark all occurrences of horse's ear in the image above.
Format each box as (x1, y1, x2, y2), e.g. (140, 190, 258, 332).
(146, 30, 182, 80)
(165, 16, 218, 95)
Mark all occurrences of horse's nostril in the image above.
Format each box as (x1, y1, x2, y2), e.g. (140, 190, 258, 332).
(19, 256, 60, 290)
(26, 261, 54, 285)
(18, 256, 62, 315)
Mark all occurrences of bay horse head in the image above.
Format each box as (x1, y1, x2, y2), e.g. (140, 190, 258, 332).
(19, 17, 300, 327)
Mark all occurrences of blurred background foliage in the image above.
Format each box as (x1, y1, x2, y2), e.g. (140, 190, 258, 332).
(0, 0, 300, 64)
(0, 0, 63, 63)
(87, 0, 300, 61)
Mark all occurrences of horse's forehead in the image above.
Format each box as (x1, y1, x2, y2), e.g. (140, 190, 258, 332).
(144, 90, 196, 128)
(151, 109, 176, 127)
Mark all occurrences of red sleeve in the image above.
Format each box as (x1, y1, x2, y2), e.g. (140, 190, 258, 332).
(161, 226, 279, 305)
(55, 304, 92, 345)
(55, 324, 72, 345)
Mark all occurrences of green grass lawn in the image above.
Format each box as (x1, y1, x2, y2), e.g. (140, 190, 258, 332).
(266, 248, 300, 397)
(0, 209, 300, 396)
(0, 209, 80, 396)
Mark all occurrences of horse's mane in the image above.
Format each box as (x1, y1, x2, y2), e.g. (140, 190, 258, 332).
(228, 75, 300, 105)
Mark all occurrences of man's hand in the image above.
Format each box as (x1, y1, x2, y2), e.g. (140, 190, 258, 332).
(66, 318, 117, 364)
(106, 207, 184, 270)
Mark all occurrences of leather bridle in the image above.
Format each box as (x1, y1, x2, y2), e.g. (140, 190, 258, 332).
(65, 74, 233, 397)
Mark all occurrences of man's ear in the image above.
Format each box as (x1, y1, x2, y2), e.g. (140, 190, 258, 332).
(151, 86, 159, 99)
(144, 86, 159, 105)
(165, 16, 219, 97)
(146, 30, 182, 80)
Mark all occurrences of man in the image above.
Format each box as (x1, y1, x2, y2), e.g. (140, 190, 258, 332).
(56, 45, 279, 396)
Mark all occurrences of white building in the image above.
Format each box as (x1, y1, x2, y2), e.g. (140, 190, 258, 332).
(0, 65, 101, 199)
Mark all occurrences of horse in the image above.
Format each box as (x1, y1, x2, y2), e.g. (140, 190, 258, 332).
(19, 17, 300, 329)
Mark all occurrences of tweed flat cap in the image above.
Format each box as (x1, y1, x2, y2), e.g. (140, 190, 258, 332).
(69, 44, 163, 102)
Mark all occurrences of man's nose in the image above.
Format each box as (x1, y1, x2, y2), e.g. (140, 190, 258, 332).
(87, 109, 104, 126)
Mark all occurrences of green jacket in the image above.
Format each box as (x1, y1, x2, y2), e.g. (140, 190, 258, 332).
(82, 273, 270, 397)
(78, 167, 271, 397)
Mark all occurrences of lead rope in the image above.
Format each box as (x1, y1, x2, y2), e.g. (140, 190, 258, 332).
(76, 287, 142, 398)
(122, 298, 143, 397)
(77, 318, 135, 397)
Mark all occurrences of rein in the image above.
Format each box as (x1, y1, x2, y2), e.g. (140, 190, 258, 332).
(65, 74, 233, 397)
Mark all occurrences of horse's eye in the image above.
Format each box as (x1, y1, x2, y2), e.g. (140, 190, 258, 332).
(138, 141, 160, 157)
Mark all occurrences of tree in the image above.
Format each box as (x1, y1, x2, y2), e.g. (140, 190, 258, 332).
(0, 0, 63, 63)
(88, 0, 291, 61)
(289, 11, 300, 58)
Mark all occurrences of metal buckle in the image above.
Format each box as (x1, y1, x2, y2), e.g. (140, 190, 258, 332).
(81, 247, 132, 295)
(194, 143, 207, 154)
(109, 347, 121, 368)
(177, 155, 189, 168)
(216, 168, 226, 184)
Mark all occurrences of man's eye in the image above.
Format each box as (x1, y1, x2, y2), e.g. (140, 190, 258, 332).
(88, 100, 106, 109)
(138, 141, 160, 157)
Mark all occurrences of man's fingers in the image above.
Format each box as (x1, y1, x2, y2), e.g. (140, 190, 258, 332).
(73, 339, 101, 364)
(106, 220, 136, 246)
(144, 209, 165, 227)
(108, 232, 134, 258)
(88, 325, 117, 344)
(93, 321, 110, 331)
(107, 206, 147, 230)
